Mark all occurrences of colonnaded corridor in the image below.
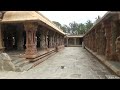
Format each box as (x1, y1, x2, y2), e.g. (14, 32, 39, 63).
(0, 47, 119, 79)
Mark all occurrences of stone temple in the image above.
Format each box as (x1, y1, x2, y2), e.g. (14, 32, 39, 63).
(0, 11, 120, 77)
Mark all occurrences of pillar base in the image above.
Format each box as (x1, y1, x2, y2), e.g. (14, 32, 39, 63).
(25, 54, 37, 59)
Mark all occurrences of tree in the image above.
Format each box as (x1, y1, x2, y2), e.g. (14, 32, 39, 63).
(69, 21, 79, 35)
(52, 20, 93, 35)
(52, 21, 62, 29)
(61, 25, 70, 33)
(78, 23, 86, 34)
(85, 20, 93, 32)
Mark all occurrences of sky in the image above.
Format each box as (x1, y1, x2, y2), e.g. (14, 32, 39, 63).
(39, 11, 107, 26)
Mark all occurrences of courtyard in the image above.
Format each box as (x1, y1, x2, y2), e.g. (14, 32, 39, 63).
(0, 47, 118, 79)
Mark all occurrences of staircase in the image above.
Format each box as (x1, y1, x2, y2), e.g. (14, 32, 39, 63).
(10, 48, 57, 72)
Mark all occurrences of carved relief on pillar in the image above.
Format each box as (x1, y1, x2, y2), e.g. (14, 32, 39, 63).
(45, 30, 48, 50)
(110, 20, 119, 60)
(24, 22, 38, 59)
(115, 36, 120, 61)
(104, 22, 112, 59)
(96, 27, 100, 54)
(0, 25, 3, 48)
(99, 23, 106, 55)
(40, 30, 45, 49)
(55, 34, 59, 52)
(109, 19, 120, 61)
(52, 32, 55, 47)
(48, 30, 53, 48)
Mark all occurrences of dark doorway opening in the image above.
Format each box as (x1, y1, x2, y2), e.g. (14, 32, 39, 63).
(79, 38, 83, 45)
(3, 24, 18, 51)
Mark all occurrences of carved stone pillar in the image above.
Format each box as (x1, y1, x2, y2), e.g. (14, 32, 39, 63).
(59, 35, 61, 46)
(52, 32, 55, 48)
(55, 34, 58, 52)
(45, 30, 48, 50)
(0, 25, 4, 53)
(116, 36, 120, 61)
(49, 31, 53, 48)
(0, 25, 3, 48)
(111, 21, 118, 57)
(105, 23, 112, 59)
(94, 29, 97, 52)
(40, 30, 46, 49)
(58, 35, 60, 46)
(24, 22, 37, 59)
(99, 24, 106, 55)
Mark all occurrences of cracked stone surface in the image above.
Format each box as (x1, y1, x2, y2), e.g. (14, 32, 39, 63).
(0, 47, 119, 79)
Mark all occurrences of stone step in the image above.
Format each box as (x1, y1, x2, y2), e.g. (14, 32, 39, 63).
(20, 51, 56, 71)
(21, 63, 34, 71)
(12, 58, 26, 65)
(10, 49, 56, 72)
(32, 51, 57, 68)
(33, 50, 55, 61)
(15, 60, 29, 67)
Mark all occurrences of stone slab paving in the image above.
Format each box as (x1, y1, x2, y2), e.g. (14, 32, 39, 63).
(0, 47, 119, 79)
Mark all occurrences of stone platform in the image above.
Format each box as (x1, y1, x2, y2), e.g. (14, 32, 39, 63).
(3, 46, 64, 72)
(85, 46, 120, 77)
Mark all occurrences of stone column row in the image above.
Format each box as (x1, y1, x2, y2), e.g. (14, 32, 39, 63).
(84, 17, 120, 61)
(23, 22, 65, 59)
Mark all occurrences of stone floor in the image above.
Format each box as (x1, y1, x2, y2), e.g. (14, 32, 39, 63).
(0, 47, 119, 79)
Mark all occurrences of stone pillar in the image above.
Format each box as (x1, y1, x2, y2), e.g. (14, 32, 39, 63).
(0, 25, 4, 53)
(60, 36, 61, 46)
(105, 22, 112, 59)
(0, 25, 3, 48)
(99, 24, 106, 55)
(116, 36, 120, 61)
(67, 38, 68, 47)
(111, 21, 118, 54)
(74, 38, 76, 45)
(50, 36, 52, 48)
(52, 32, 55, 48)
(24, 22, 37, 59)
(62, 36, 64, 46)
(45, 30, 48, 50)
(49, 31, 53, 48)
(94, 29, 97, 52)
(40, 30, 46, 49)
(55, 34, 58, 52)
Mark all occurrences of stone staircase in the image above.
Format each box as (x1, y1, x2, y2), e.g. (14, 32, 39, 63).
(0, 46, 64, 72)
(10, 49, 57, 72)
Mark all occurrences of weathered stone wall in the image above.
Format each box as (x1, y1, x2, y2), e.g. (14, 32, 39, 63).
(84, 13, 120, 61)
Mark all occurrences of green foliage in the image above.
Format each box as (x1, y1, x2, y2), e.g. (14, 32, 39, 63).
(85, 20, 93, 32)
(53, 19, 95, 35)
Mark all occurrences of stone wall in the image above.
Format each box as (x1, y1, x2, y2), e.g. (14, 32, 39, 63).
(84, 13, 120, 61)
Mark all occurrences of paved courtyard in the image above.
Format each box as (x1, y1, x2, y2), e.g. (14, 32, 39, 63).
(0, 47, 119, 79)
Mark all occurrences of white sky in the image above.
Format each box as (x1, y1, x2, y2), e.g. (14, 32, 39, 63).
(39, 11, 107, 26)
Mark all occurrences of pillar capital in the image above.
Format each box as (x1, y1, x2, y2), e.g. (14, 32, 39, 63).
(24, 22, 38, 32)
